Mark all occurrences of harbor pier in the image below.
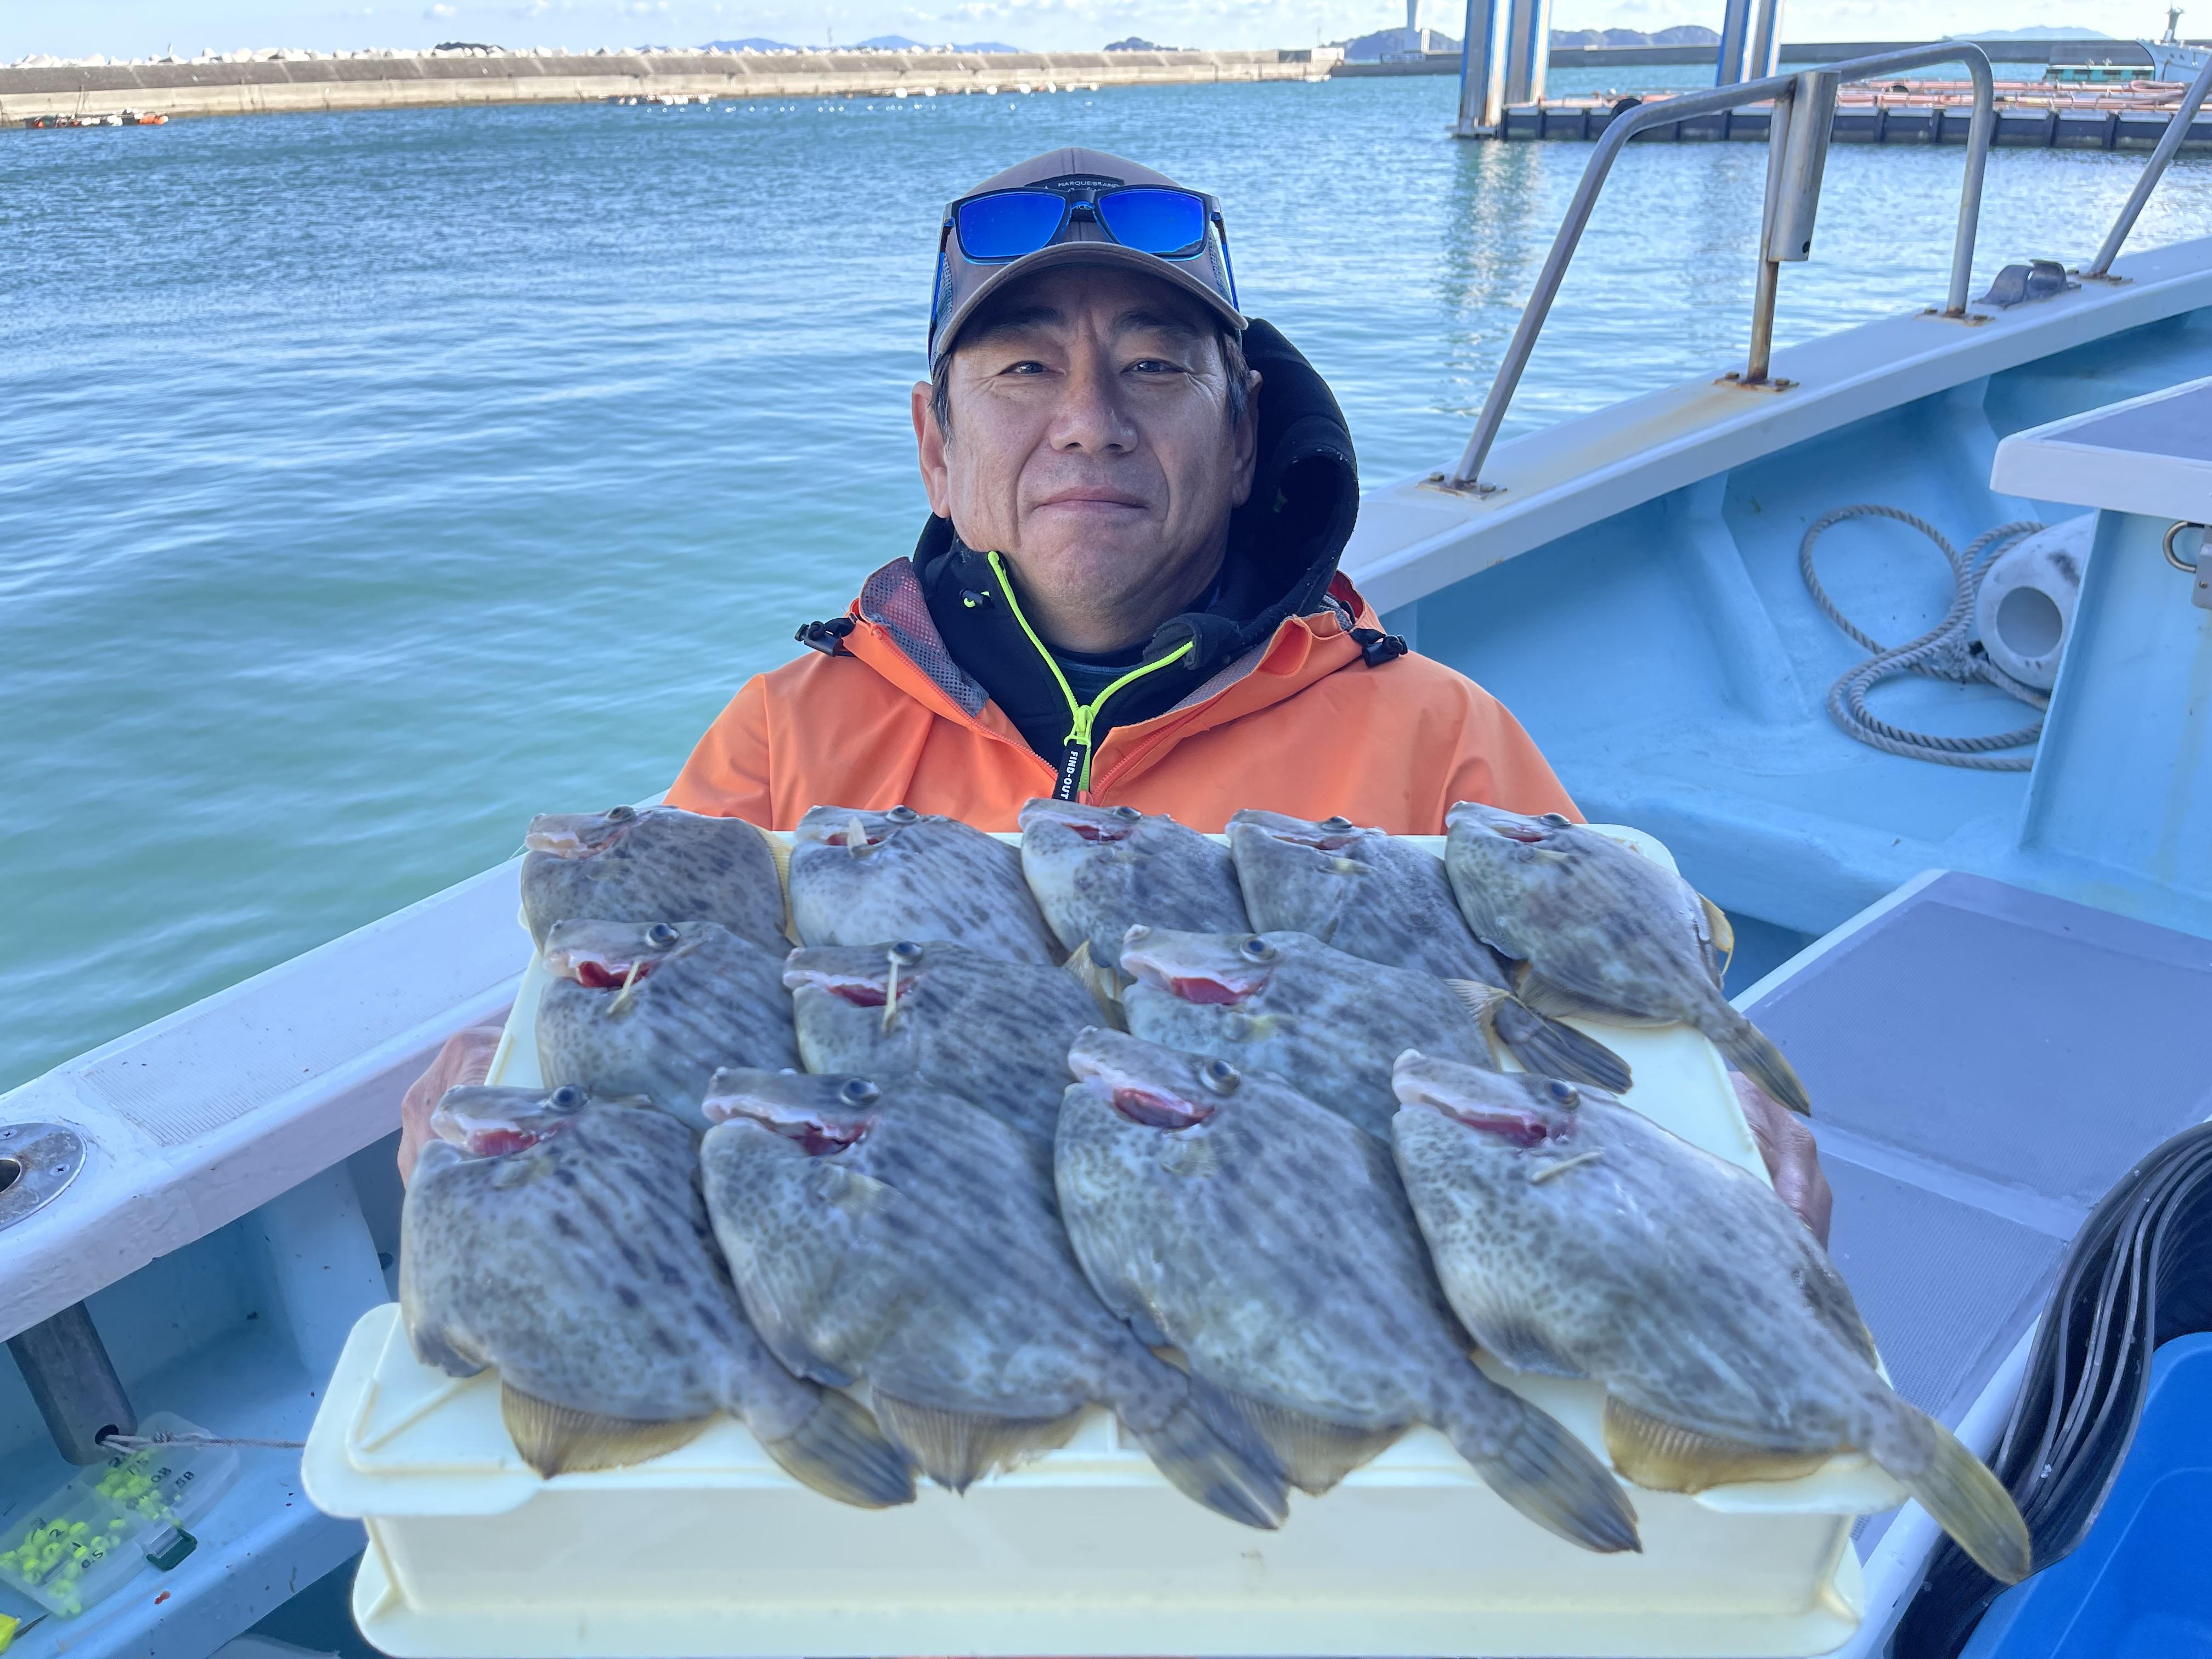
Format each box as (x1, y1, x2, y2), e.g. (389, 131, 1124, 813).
(0, 47, 1335, 125)
(1491, 80, 2212, 146)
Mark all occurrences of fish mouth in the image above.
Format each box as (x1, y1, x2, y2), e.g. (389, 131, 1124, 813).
(1065, 1032, 1217, 1131)
(431, 1113, 571, 1158)
(1431, 1101, 1559, 1148)
(1271, 827, 1362, 852)
(1119, 935, 1268, 1006)
(1391, 1078, 1564, 1149)
(1487, 823, 1549, 845)
(1020, 800, 1136, 844)
(549, 951, 666, 990)
(785, 966, 926, 1008)
(524, 810, 636, 858)
(707, 1097, 870, 1156)
(1107, 1087, 1214, 1130)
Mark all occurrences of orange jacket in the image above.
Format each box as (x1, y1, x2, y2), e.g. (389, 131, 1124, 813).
(667, 560, 1577, 834)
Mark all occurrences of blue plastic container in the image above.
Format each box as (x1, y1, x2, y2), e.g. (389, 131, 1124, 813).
(1961, 1333, 2212, 1658)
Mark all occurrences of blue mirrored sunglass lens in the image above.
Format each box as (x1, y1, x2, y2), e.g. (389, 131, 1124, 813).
(956, 193, 1068, 259)
(1097, 189, 1207, 255)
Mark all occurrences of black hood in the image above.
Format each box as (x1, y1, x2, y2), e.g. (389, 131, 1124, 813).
(911, 318, 1361, 770)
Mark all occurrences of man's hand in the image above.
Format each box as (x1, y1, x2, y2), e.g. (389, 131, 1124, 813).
(1733, 1071, 1834, 1246)
(397, 1016, 509, 1184)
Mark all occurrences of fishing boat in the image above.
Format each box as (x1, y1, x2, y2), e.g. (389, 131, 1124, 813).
(4, 41, 2209, 1659)
(2145, 7, 2210, 81)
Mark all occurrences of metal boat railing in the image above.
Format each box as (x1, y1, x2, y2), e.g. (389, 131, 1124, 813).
(1443, 43, 1999, 492)
(2086, 49, 2212, 278)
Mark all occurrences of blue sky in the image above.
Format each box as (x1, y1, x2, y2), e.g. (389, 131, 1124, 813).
(6, 0, 2163, 61)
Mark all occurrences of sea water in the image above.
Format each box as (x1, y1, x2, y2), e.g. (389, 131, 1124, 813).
(4, 69, 2207, 1089)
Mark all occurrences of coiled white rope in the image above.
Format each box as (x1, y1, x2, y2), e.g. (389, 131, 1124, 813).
(1799, 505, 2049, 771)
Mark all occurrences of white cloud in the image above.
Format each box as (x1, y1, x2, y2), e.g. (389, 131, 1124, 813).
(422, 1, 455, 15)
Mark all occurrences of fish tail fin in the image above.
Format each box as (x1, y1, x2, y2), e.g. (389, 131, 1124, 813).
(757, 1387, 917, 1509)
(1880, 1407, 2032, 1584)
(1440, 1389, 1641, 1555)
(1483, 994, 1634, 1092)
(500, 1383, 712, 1477)
(1219, 1389, 1405, 1497)
(1701, 1001, 1812, 1115)
(870, 1392, 1082, 1493)
(1127, 1374, 1290, 1531)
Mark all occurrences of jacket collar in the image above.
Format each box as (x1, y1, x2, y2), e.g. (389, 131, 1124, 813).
(840, 560, 1385, 798)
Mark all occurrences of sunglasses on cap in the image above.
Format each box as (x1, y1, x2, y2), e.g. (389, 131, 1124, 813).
(930, 180, 1239, 337)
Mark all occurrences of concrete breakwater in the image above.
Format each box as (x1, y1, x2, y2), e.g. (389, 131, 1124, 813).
(0, 48, 1335, 124)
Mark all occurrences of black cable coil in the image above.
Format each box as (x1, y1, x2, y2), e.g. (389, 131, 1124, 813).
(1894, 1119, 2212, 1658)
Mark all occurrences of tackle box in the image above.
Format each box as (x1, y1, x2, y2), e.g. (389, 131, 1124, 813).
(303, 827, 1897, 1656)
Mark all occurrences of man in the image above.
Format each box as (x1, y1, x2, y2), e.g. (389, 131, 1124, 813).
(400, 148, 1827, 1236)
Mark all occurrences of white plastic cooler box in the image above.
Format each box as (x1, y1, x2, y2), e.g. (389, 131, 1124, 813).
(303, 828, 1894, 1656)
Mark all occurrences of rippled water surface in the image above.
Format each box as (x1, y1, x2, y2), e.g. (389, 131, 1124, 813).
(5, 71, 2208, 1087)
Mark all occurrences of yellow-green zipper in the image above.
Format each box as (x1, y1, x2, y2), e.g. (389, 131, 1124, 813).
(985, 550, 1194, 798)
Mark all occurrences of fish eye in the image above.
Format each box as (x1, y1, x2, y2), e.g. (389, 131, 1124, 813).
(1545, 1080, 1581, 1108)
(1238, 937, 1278, 963)
(645, 922, 680, 949)
(1321, 815, 1353, 832)
(549, 1085, 585, 1109)
(606, 805, 636, 823)
(838, 1079, 881, 1107)
(1198, 1058, 1241, 1096)
(1540, 812, 1572, 828)
(885, 805, 919, 825)
(1113, 804, 1142, 821)
(887, 940, 924, 966)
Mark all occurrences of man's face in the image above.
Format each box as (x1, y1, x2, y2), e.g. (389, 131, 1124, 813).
(912, 266, 1259, 645)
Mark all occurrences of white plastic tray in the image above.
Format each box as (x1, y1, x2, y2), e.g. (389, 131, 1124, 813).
(306, 826, 1892, 1656)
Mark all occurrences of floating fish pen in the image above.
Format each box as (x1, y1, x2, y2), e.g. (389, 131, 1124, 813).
(1499, 78, 2212, 146)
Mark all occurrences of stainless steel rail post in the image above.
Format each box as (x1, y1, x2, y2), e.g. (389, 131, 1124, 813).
(1745, 69, 1840, 385)
(8, 1302, 137, 1465)
(1442, 43, 1997, 491)
(2087, 51, 2212, 278)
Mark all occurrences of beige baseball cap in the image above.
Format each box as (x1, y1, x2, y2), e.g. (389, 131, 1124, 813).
(927, 146, 1246, 370)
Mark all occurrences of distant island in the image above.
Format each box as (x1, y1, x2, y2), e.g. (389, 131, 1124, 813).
(701, 35, 1024, 54)
(1335, 20, 2119, 60)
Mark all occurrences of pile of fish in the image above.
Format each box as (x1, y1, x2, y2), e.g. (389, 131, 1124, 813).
(398, 798, 2030, 1580)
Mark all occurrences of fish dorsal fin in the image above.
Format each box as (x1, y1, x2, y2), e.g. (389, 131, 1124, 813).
(1599, 1393, 1827, 1493)
(870, 1392, 1086, 1492)
(1062, 939, 1127, 1027)
(1697, 893, 1735, 986)
(500, 1383, 713, 1478)
(761, 827, 799, 944)
(1222, 1391, 1404, 1496)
